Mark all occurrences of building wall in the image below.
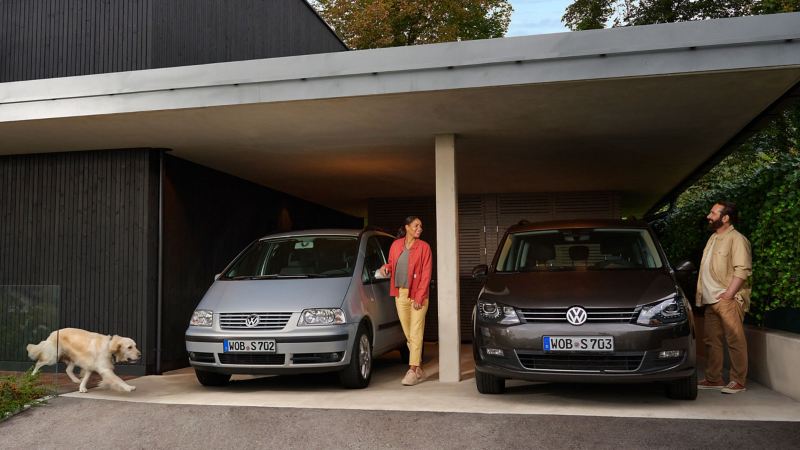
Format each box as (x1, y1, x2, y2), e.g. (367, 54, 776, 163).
(0, 150, 160, 374)
(0, 0, 345, 83)
(160, 155, 362, 372)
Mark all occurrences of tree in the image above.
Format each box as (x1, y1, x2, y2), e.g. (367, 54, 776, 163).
(312, 0, 513, 49)
(562, 0, 797, 30)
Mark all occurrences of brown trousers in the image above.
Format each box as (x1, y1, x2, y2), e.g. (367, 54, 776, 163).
(704, 299, 748, 385)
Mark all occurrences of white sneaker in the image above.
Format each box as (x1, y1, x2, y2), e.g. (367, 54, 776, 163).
(401, 369, 419, 386)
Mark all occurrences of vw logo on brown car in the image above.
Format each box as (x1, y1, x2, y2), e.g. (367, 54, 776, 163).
(566, 306, 587, 326)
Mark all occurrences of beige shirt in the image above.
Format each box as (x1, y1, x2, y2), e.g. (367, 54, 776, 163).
(695, 226, 753, 311)
(700, 238, 726, 305)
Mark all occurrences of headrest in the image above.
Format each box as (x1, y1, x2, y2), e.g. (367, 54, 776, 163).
(568, 245, 589, 261)
(530, 243, 555, 262)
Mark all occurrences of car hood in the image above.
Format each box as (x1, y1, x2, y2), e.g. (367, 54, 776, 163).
(480, 270, 677, 308)
(197, 277, 352, 312)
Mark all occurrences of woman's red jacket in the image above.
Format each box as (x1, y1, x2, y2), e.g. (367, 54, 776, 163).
(383, 238, 433, 302)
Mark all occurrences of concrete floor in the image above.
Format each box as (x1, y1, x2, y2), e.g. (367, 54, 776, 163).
(62, 344, 800, 422)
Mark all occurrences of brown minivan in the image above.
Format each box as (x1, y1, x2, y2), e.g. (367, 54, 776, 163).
(472, 219, 697, 400)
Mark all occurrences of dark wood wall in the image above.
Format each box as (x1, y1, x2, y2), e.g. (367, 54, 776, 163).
(0, 0, 346, 83)
(0, 150, 160, 374)
(160, 155, 363, 372)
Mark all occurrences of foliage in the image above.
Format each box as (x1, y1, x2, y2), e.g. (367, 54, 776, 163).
(650, 104, 800, 321)
(750, 165, 800, 321)
(1, 369, 52, 421)
(312, 0, 513, 49)
(563, 0, 613, 30)
(562, 0, 798, 30)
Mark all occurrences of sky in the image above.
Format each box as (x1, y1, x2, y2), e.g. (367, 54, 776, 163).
(507, 0, 573, 36)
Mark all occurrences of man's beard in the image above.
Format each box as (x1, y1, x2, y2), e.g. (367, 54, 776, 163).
(708, 218, 724, 230)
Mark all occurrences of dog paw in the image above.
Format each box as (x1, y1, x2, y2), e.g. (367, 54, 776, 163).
(79, 387, 88, 393)
(123, 384, 136, 392)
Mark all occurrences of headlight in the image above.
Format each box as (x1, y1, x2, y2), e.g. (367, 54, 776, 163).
(477, 300, 520, 325)
(635, 295, 686, 326)
(190, 309, 213, 327)
(298, 308, 346, 326)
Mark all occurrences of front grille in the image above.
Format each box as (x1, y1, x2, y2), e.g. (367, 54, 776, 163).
(219, 312, 293, 330)
(218, 353, 285, 365)
(519, 307, 637, 324)
(516, 351, 644, 371)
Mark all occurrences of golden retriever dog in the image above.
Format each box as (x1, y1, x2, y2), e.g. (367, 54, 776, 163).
(27, 328, 141, 393)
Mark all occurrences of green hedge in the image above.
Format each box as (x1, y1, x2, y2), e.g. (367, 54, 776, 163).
(651, 105, 800, 323)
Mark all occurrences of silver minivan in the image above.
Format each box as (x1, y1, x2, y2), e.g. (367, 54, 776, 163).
(185, 229, 406, 388)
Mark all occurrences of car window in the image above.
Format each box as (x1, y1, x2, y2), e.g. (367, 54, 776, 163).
(221, 236, 358, 279)
(496, 228, 663, 272)
(377, 236, 394, 262)
(362, 237, 387, 283)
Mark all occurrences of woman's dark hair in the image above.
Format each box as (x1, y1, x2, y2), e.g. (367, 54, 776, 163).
(397, 216, 421, 238)
(716, 201, 739, 224)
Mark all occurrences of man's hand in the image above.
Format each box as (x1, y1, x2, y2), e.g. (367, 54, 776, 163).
(716, 291, 735, 301)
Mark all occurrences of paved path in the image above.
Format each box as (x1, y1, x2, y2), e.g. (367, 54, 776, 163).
(3, 397, 799, 449)
(58, 345, 800, 422)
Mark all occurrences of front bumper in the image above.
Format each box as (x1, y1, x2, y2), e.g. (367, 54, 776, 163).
(474, 320, 696, 383)
(185, 322, 357, 375)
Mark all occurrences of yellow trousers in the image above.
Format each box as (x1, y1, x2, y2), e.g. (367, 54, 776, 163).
(396, 287, 428, 367)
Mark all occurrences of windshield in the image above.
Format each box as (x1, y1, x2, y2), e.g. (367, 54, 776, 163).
(222, 236, 358, 279)
(495, 228, 663, 272)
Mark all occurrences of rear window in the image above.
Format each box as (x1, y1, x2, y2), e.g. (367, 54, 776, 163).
(495, 228, 663, 272)
(222, 236, 358, 279)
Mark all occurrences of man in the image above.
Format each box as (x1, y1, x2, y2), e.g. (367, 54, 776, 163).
(696, 201, 752, 394)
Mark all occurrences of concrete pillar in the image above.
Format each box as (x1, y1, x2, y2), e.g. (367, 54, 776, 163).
(435, 134, 461, 382)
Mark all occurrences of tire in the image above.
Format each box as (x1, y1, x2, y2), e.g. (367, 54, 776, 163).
(665, 368, 698, 400)
(339, 325, 372, 389)
(475, 369, 505, 394)
(194, 369, 231, 387)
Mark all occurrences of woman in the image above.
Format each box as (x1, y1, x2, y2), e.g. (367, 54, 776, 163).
(381, 216, 433, 386)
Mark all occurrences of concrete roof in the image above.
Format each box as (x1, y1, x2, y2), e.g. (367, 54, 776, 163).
(1, 13, 799, 215)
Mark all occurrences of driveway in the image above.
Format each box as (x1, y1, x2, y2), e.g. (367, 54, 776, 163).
(55, 344, 800, 422)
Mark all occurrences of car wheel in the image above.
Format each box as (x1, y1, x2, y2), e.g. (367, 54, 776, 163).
(665, 368, 698, 400)
(194, 369, 231, 387)
(339, 325, 372, 389)
(475, 369, 505, 394)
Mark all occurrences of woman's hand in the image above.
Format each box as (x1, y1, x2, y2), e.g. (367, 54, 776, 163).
(412, 299, 424, 310)
(381, 265, 390, 277)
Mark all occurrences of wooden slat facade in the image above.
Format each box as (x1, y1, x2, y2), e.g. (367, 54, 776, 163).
(0, 150, 160, 374)
(0, 0, 346, 83)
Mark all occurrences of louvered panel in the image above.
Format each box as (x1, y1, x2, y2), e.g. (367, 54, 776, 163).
(554, 192, 621, 219)
(497, 193, 554, 227)
(460, 278, 483, 340)
(458, 229, 482, 275)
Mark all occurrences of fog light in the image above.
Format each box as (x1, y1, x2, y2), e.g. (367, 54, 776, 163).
(486, 348, 504, 357)
(658, 350, 682, 359)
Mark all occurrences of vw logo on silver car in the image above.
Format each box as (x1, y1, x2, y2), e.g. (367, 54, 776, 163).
(245, 314, 260, 328)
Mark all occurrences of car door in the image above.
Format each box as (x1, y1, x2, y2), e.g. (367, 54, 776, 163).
(362, 236, 402, 353)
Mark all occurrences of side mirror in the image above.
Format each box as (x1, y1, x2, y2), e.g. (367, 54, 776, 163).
(675, 260, 696, 272)
(214, 273, 222, 281)
(472, 264, 489, 280)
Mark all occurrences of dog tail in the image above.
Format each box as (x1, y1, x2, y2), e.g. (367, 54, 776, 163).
(26, 341, 46, 361)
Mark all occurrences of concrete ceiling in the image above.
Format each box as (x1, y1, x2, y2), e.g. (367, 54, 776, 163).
(1, 68, 798, 216)
(2, 13, 799, 217)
